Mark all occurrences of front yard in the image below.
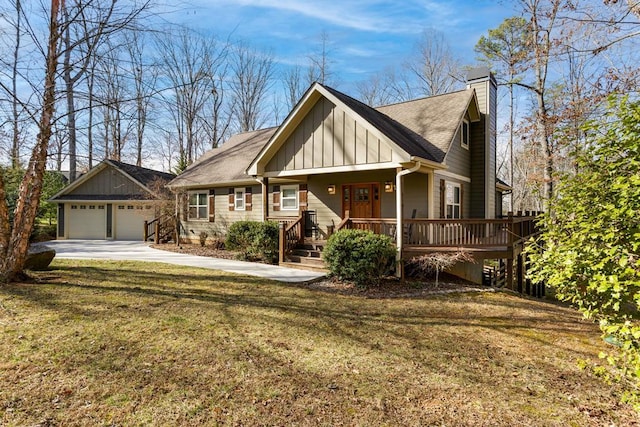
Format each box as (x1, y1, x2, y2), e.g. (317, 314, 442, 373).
(0, 260, 636, 426)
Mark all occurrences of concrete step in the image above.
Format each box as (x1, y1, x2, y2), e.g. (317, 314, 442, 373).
(286, 255, 326, 268)
(280, 261, 328, 273)
(291, 248, 322, 258)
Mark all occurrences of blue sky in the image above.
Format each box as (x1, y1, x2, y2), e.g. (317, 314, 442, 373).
(172, 0, 518, 90)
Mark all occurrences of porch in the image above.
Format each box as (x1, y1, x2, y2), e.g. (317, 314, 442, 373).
(276, 212, 540, 290)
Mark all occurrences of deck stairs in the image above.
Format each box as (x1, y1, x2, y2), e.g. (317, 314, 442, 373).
(280, 239, 328, 272)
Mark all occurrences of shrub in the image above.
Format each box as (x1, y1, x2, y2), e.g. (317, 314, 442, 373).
(225, 221, 279, 263)
(323, 229, 396, 287)
(199, 231, 208, 247)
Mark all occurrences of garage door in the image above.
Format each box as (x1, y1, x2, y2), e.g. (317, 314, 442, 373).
(114, 204, 154, 240)
(68, 204, 106, 239)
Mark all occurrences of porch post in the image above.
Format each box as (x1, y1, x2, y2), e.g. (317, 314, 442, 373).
(395, 163, 422, 278)
(395, 168, 404, 278)
(261, 177, 269, 221)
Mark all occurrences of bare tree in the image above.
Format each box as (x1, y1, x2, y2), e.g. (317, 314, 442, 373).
(306, 31, 335, 86)
(406, 29, 464, 96)
(475, 17, 532, 212)
(283, 65, 305, 110)
(156, 28, 226, 163)
(1, 0, 62, 283)
(230, 42, 274, 132)
(60, 0, 150, 181)
(124, 30, 157, 166)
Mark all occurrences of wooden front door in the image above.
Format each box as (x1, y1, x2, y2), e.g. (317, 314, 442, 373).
(342, 183, 380, 218)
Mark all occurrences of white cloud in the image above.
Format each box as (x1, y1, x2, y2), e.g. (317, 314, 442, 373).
(202, 0, 431, 34)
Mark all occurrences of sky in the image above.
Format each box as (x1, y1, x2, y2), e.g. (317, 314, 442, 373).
(168, 0, 519, 91)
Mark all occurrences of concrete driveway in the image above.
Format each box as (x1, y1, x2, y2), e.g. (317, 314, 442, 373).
(41, 240, 325, 283)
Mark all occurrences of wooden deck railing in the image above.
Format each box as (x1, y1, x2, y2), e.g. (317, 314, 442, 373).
(340, 215, 539, 249)
(277, 215, 304, 263)
(144, 214, 176, 244)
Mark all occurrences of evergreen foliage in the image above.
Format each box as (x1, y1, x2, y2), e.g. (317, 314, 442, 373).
(528, 96, 640, 410)
(225, 220, 279, 263)
(323, 229, 396, 287)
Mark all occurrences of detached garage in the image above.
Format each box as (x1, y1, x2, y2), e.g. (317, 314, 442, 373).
(50, 160, 175, 241)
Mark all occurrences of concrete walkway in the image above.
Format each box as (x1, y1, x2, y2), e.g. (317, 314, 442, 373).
(40, 240, 325, 283)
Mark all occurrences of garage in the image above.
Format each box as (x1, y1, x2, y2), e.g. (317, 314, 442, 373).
(67, 203, 106, 239)
(50, 160, 175, 241)
(114, 204, 154, 240)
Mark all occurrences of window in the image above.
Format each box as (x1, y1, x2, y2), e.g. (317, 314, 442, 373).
(461, 119, 470, 149)
(71, 205, 78, 210)
(89, 205, 95, 210)
(281, 185, 298, 210)
(118, 205, 125, 210)
(188, 192, 208, 220)
(445, 182, 461, 219)
(234, 188, 245, 211)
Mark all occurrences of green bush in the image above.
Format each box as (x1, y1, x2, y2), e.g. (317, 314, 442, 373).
(323, 229, 396, 287)
(225, 221, 279, 263)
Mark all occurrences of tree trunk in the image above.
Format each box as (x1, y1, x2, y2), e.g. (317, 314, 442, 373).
(63, 10, 77, 182)
(1, 0, 60, 283)
(11, 0, 22, 168)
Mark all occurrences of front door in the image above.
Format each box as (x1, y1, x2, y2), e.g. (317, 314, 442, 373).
(342, 183, 380, 218)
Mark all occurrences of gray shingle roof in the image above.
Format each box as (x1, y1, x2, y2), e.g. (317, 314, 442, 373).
(108, 160, 175, 187)
(169, 85, 475, 188)
(374, 89, 475, 163)
(167, 127, 277, 189)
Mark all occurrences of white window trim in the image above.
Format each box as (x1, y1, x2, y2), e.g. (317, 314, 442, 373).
(461, 119, 470, 150)
(234, 188, 246, 211)
(188, 191, 208, 220)
(445, 181, 461, 219)
(280, 185, 299, 211)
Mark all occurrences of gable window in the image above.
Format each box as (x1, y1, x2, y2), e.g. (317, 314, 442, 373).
(461, 119, 470, 149)
(234, 188, 245, 211)
(281, 185, 299, 211)
(188, 192, 208, 220)
(445, 182, 461, 219)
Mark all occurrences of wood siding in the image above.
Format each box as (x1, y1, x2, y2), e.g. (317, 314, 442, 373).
(433, 174, 470, 219)
(68, 166, 147, 197)
(180, 185, 263, 239)
(265, 97, 396, 173)
(445, 115, 472, 177)
(468, 78, 497, 219)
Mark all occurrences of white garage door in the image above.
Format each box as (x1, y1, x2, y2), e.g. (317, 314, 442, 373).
(114, 204, 154, 240)
(68, 204, 106, 239)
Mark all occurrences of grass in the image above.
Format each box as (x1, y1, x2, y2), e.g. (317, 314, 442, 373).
(0, 260, 636, 426)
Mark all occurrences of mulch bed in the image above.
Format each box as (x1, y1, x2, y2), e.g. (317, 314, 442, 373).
(151, 243, 491, 298)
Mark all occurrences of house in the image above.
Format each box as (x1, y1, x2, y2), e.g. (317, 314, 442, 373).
(168, 68, 536, 284)
(50, 159, 175, 240)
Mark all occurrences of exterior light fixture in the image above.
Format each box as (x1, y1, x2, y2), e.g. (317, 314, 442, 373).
(327, 185, 336, 195)
(384, 181, 394, 192)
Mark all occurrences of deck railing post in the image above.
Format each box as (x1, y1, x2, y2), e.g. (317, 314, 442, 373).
(278, 222, 285, 264)
(144, 220, 149, 241)
(154, 222, 160, 244)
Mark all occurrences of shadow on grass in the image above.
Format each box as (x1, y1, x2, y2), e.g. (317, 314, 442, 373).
(2, 261, 602, 366)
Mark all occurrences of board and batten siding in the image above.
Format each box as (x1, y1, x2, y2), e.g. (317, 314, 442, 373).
(69, 167, 146, 197)
(265, 97, 396, 173)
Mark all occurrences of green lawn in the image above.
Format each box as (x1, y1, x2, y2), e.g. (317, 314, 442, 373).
(0, 260, 635, 426)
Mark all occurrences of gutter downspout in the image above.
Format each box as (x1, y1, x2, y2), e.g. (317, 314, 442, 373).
(395, 162, 422, 278)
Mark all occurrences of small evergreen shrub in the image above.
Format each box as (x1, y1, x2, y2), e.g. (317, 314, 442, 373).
(323, 229, 396, 287)
(225, 221, 279, 263)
